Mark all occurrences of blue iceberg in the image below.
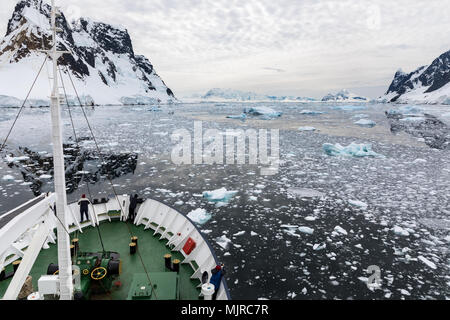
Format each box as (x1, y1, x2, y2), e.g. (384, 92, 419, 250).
(323, 142, 384, 158)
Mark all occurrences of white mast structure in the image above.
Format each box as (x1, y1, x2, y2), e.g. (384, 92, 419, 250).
(48, 0, 73, 300)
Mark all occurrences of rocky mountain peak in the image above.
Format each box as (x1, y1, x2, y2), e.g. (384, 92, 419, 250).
(0, 0, 176, 105)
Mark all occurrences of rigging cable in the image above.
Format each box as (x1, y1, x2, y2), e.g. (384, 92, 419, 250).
(0, 56, 48, 152)
(58, 67, 106, 254)
(62, 67, 159, 300)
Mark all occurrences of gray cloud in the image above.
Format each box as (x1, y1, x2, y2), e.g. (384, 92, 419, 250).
(1, 0, 449, 98)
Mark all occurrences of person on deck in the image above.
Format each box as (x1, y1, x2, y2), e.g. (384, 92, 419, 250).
(78, 194, 91, 223)
(129, 194, 139, 222)
(210, 264, 226, 300)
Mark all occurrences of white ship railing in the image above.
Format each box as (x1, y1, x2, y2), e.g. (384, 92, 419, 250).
(0, 193, 231, 300)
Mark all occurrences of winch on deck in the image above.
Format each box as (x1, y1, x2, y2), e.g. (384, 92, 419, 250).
(42, 250, 122, 300)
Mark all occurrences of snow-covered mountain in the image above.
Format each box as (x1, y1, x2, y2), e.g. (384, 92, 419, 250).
(0, 0, 176, 106)
(321, 89, 368, 102)
(381, 49, 450, 105)
(198, 88, 316, 102)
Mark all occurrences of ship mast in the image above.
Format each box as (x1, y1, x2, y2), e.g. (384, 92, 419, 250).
(49, 0, 73, 300)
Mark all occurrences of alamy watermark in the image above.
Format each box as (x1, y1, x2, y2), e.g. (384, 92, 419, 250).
(171, 121, 280, 176)
(366, 265, 382, 291)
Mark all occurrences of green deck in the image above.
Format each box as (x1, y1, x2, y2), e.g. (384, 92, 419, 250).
(0, 221, 201, 300)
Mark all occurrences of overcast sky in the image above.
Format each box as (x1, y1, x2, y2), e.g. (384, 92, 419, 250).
(1, 0, 450, 98)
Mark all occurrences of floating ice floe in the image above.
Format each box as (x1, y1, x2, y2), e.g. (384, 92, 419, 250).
(298, 126, 317, 132)
(399, 117, 426, 122)
(203, 188, 238, 204)
(233, 231, 246, 237)
(2, 175, 14, 181)
(417, 256, 437, 270)
(313, 243, 326, 251)
(187, 208, 211, 225)
(243, 106, 282, 119)
(226, 113, 247, 120)
(287, 187, 325, 198)
(323, 142, 384, 158)
(393, 226, 410, 237)
(305, 216, 317, 221)
(332, 105, 366, 111)
(39, 174, 52, 180)
(354, 119, 376, 128)
(298, 227, 315, 235)
(5, 155, 30, 162)
(300, 110, 324, 115)
(387, 105, 423, 115)
(334, 226, 348, 235)
(348, 200, 368, 210)
(215, 235, 232, 250)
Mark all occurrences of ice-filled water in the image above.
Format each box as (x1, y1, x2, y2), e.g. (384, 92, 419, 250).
(0, 101, 449, 300)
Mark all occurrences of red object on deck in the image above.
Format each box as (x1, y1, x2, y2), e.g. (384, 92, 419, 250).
(183, 237, 196, 255)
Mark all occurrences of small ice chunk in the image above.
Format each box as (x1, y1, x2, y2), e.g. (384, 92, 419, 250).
(227, 113, 247, 120)
(233, 231, 246, 237)
(215, 235, 232, 250)
(2, 175, 15, 181)
(288, 188, 325, 198)
(305, 216, 317, 222)
(39, 174, 52, 179)
(334, 226, 348, 235)
(313, 243, 326, 251)
(393, 226, 410, 237)
(298, 126, 317, 132)
(348, 200, 368, 209)
(5, 155, 30, 162)
(417, 256, 437, 270)
(298, 227, 315, 235)
(187, 208, 211, 225)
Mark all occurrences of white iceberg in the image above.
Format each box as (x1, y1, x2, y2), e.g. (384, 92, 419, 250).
(187, 208, 211, 225)
(323, 142, 384, 158)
